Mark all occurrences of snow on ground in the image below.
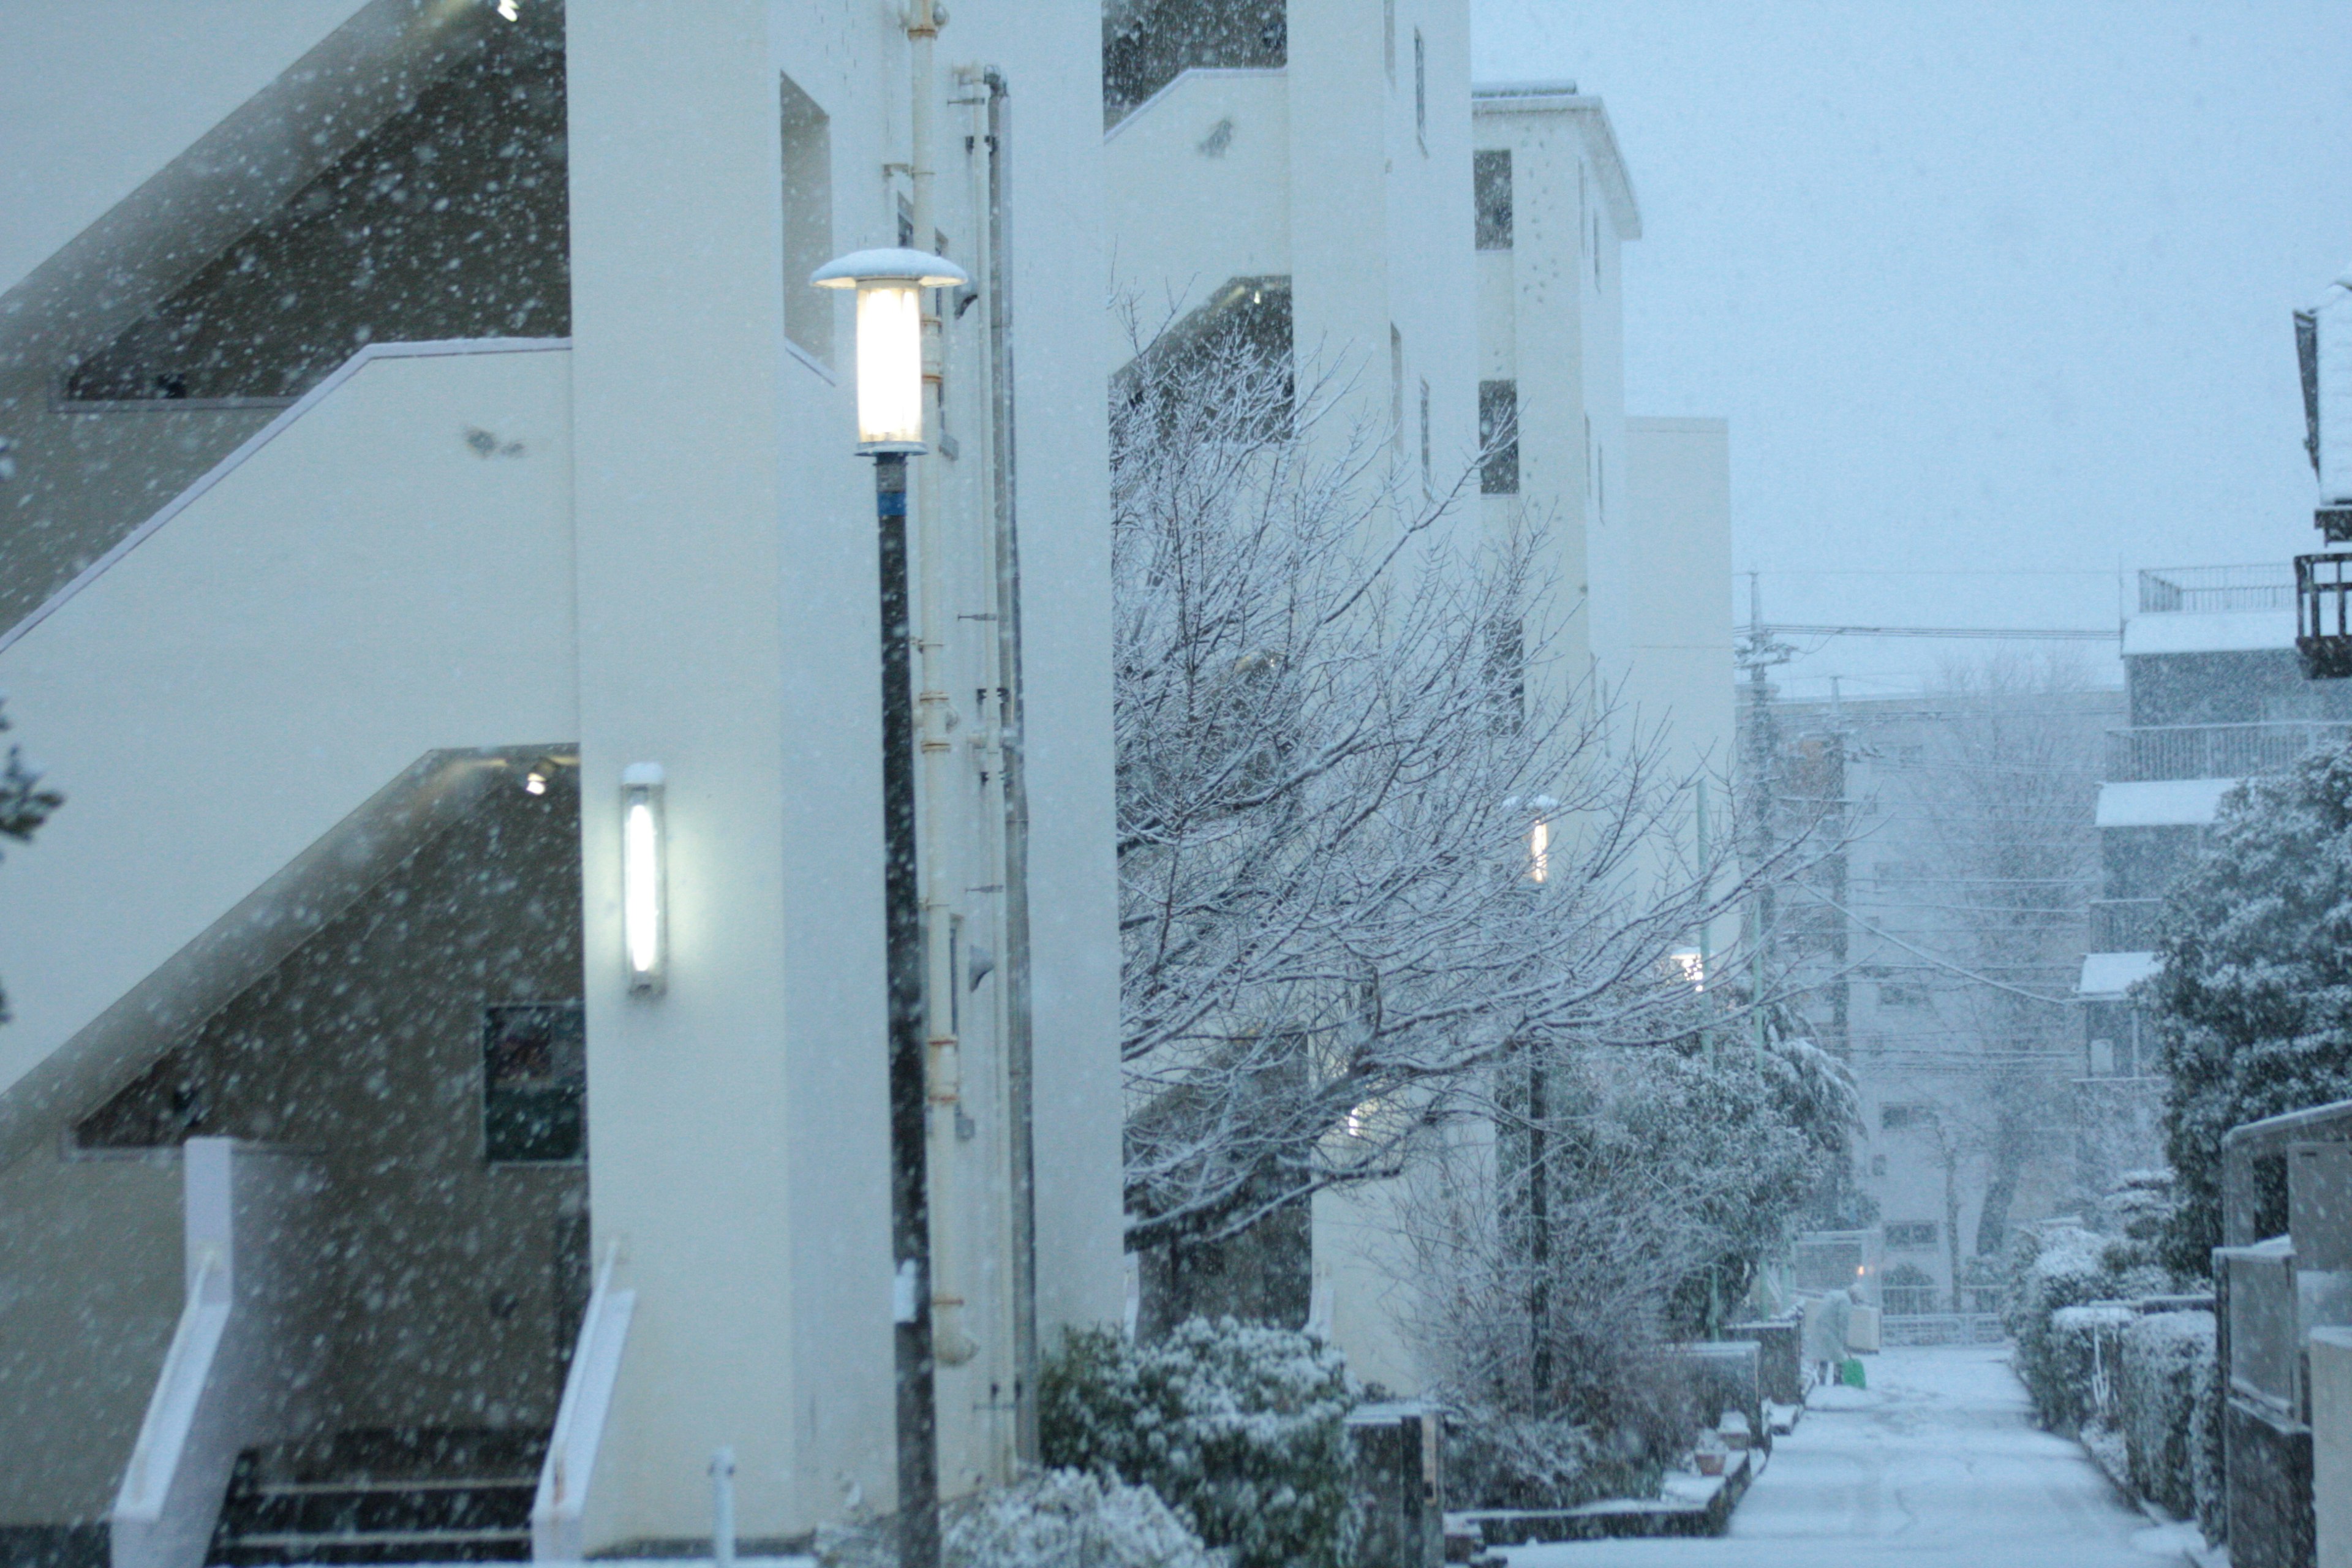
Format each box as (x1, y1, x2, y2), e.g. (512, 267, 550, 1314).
(1498, 1343, 2193, 1568)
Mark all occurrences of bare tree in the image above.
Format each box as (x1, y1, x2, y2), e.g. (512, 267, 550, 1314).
(1114, 330, 1789, 1259)
(1889, 654, 2102, 1271)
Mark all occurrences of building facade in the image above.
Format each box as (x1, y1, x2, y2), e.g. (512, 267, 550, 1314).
(0, 0, 1119, 1556)
(1101, 5, 1735, 1395)
(1762, 676, 2120, 1316)
(2078, 565, 2352, 1207)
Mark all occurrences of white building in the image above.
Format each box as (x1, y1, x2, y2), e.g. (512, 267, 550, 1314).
(0, 0, 1119, 1558)
(1103, 6, 1735, 1394)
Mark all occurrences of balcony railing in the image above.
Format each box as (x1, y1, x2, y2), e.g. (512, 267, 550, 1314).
(2089, 898, 2163, 951)
(2104, 721, 2351, 782)
(2138, 564, 2294, 614)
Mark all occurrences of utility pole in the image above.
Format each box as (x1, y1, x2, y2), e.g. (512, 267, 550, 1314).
(1739, 575, 1792, 1055)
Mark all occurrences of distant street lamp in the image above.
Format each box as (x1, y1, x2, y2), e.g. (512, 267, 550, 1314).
(810, 244, 967, 1568)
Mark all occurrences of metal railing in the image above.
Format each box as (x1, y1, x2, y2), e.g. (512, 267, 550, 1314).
(2089, 898, 2164, 951)
(2104, 720, 2351, 782)
(2138, 564, 2293, 614)
(1881, 1312, 2008, 1347)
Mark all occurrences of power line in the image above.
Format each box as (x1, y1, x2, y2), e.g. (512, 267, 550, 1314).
(1743, 622, 2121, 642)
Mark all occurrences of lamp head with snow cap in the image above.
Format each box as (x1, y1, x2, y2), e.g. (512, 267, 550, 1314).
(810, 248, 970, 454)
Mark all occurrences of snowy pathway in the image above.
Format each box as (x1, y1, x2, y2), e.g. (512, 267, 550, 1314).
(1496, 1344, 2196, 1568)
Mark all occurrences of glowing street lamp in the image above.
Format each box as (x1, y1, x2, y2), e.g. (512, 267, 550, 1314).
(810, 244, 968, 1568)
(810, 248, 970, 453)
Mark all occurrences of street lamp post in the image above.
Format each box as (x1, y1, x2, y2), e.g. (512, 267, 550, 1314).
(811, 246, 968, 1568)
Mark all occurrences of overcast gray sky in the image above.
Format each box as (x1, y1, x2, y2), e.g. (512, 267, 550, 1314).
(1472, 1, 2352, 698)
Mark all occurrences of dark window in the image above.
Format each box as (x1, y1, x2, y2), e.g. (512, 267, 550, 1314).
(1419, 376, 1432, 491)
(1479, 379, 1519, 494)
(1474, 150, 1513, 249)
(1885, 1221, 1939, 1249)
(1414, 29, 1427, 149)
(1880, 1102, 1927, 1131)
(484, 1002, 587, 1163)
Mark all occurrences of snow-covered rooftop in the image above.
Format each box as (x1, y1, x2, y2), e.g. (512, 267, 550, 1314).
(2079, 951, 2158, 998)
(2122, 607, 2295, 657)
(2095, 777, 2238, 827)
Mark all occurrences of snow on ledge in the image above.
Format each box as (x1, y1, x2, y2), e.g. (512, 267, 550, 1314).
(2096, 777, 2239, 827)
(2123, 607, 2296, 657)
(2080, 951, 2159, 998)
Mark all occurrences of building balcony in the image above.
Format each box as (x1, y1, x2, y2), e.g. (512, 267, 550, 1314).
(2089, 898, 2164, 951)
(2103, 720, 2351, 782)
(2138, 564, 2293, 614)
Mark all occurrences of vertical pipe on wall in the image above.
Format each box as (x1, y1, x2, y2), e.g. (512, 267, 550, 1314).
(979, 64, 1041, 1471)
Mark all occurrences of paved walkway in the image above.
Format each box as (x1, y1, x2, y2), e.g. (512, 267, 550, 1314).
(1498, 1344, 2200, 1568)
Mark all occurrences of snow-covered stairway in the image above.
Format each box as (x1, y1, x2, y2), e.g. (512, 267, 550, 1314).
(206, 1429, 544, 1566)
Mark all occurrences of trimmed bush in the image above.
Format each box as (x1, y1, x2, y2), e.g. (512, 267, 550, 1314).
(1041, 1318, 1358, 1568)
(2048, 1305, 2133, 1433)
(2008, 1227, 2110, 1429)
(2118, 1310, 2213, 1521)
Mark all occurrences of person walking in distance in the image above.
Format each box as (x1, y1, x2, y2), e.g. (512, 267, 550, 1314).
(1806, 1284, 1855, 1390)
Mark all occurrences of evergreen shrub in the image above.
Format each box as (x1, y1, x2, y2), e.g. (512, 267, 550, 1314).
(2118, 1310, 2214, 1522)
(1040, 1317, 1358, 1568)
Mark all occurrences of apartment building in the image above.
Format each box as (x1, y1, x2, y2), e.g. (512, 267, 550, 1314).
(2078, 565, 2352, 1202)
(1102, 2, 1735, 1394)
(1762, 677, 2120, 1317)
(0, 1, 1118, 1558)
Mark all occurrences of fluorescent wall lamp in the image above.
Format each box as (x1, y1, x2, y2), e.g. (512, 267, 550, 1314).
(621, 763, 666, 995)
(809, 247, 970, 453)
(1508, 793, 1560, 884)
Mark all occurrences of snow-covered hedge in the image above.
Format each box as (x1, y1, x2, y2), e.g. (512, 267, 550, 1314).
(2117, 1310, 2215, 1526)
(1040, 1318, 1357, 1568)
(2046, 1305, 2135, 1433)
(2004, 1228, 2221, 1543)
(817, 1469, 1221, 1568)
(943, 1469, 1223, 1568)
(2008, 1227, 2113, 1429)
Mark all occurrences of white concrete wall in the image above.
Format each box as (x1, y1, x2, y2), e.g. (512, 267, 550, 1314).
(568, 0, 1117, 1537)
(565, 1, 873, 1539)
(2315, 1325, 2352, 1568)
(1621, 417, 1736, 778)
(0, 344, 579, 1153)
(1104, 69, 1291, 339)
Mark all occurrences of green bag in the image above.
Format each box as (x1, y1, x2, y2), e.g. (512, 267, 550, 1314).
(1839, 1358, 1866, 1389)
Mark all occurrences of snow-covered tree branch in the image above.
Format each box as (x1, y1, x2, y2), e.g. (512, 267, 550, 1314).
(1112, 325, 1805, 1253)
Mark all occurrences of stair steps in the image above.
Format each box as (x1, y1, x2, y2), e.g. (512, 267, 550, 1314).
(206, 1428, 546, 1565)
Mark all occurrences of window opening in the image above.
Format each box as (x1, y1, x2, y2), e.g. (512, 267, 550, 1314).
(1390, 325, 1405, 452)
(780, 72, 835, 364)
(1474, 150, 1513, 249)
(1414, 29, 1427, 151)
(1419, 376, 1432, 493)
(1479, 379, 1518, 494)
(484, 1001, 587, 1163)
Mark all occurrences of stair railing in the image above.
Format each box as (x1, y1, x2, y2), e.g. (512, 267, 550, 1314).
(111, 1139, 322, 1568)
(533, 1243, 636, 1561)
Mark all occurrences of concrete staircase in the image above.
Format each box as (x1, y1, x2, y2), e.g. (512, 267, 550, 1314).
(206, 1430, 543, 1565)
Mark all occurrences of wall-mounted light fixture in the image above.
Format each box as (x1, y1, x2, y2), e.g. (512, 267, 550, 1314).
(620, 763, 666, 995)
(1507, 793, 1559, 884)
(809, 247, 970, 453)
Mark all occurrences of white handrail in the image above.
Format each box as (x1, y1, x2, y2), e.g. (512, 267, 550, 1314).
(533, 1243, 635, 1562)
(116, 1251, 231, 1521)
(0, 336, 570, 657)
